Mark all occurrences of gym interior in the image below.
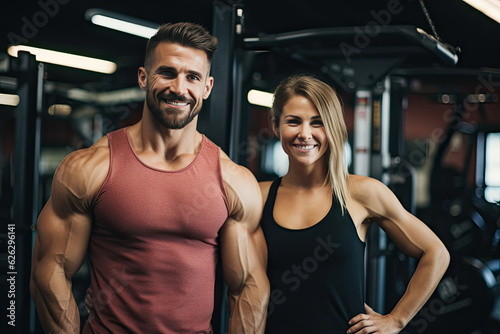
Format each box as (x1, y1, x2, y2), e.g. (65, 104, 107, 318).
(1, 1, 499, 333)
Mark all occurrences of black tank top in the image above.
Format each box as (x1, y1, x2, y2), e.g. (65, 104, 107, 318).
(262, 178, 366, 334)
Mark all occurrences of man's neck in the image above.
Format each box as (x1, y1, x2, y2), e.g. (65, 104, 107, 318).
(126, 118, 203, 170)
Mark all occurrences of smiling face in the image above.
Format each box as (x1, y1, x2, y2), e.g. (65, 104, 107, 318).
(274, 95, 329, 167)
(138, 42, 214, 129)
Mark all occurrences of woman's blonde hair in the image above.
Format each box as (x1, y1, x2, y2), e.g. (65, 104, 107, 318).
(271, 74, 349, 213)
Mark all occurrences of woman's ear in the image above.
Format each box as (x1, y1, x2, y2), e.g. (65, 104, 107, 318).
(271, 118, 280, 138)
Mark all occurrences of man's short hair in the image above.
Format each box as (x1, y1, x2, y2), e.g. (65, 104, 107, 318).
(144, 22, 218, 69)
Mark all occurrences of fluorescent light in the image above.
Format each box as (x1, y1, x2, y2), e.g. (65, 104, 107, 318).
(91, 15, 158, 38)
(463, 0, 500, 24)
(247, 89, 274, 107)
(85, 9, 159, 39)
(0, 93, 20, 106)
(66, 87, 145, 104)
(7, 45, 117, 74)
(48, 104, 72, 116)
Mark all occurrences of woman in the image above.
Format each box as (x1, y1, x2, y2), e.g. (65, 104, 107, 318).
(260, 74, 450, 334)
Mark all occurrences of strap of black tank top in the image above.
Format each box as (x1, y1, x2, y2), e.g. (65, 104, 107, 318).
(263, 177, 282, 214)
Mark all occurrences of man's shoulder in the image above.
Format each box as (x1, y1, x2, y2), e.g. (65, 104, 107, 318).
(62, 136, 109, 170)
(217, 151, 261, 216)
(218, 150, 255, 184)
(53, 136, 110, 203)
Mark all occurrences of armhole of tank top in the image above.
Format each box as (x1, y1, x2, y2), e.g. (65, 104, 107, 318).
(341, 205, 366, 245)
(215, 145, 230, 216)
(90, 132, 114, 209)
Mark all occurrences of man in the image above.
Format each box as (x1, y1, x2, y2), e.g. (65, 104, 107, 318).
(30, 22, 270, 333)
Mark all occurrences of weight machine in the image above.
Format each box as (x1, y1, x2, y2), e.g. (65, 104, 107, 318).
(407, 80, 500, 333)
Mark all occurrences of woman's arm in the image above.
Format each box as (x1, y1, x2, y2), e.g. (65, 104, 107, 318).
(347, 176, 450, 334)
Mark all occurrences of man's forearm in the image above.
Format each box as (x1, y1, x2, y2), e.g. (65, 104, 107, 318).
(31, 274, 80, 334)
(227, 274, 270, 334)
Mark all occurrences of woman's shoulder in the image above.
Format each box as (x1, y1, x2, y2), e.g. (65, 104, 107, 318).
(347, 174, 388, 201)
(347, 173, 378, 187)
(258, 180, 274, 206)
(259, 180, 274, 192)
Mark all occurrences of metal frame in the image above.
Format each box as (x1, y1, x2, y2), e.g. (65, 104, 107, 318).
(204, 1, 245, 157)
(209, 2, 245, 333)
(10, 51, 44, 334)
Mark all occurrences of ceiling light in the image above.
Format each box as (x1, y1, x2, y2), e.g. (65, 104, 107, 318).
(48, 104, 72, 116)
(66, 87, 145, 104)
(247, 89, 274, 108)
(7, 45, 117, 74)
(90, 15, 158, 38)
(462, 0, 500, 24)
(0, 93, 20, 106)
(85, 9, 158, 39)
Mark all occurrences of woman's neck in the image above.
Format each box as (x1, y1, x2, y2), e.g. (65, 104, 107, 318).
(282, 161, 328, 189)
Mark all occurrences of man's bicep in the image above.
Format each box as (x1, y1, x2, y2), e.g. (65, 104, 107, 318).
(30, 197, 91, 333)
(220, 162, 267, 289)
(219, 217, 267, 292)
(34, 197, 92, 279)
(219, 218, 249, 293)
(34, 149, 102, 275)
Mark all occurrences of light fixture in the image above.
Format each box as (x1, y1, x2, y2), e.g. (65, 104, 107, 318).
(247, 89, 274, 108)
(0, 93, 20, 106)
(462, 0, 500, 24)
(85, 9, 159, 39)
(48, 104, 72, 116)
(7, 45, 117, 74)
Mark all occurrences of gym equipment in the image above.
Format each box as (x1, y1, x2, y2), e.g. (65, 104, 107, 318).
(425, 91, 499, 256)
(9, 52, 45, 334)
(416, 88, 500, 332)
(404, 256, 500, 333)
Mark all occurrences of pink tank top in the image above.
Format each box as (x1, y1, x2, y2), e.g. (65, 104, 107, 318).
(83, 128, 229, 334)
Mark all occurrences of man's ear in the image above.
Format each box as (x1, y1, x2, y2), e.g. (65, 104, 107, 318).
(203, 76, 214, 100)
(138, 67, 147, 91)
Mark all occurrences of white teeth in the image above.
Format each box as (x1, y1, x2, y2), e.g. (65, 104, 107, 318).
(296, 145, 315, 149)
(167, 101, 188, 106)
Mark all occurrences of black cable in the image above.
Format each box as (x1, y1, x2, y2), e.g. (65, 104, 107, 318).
(418, 0, 461, 53)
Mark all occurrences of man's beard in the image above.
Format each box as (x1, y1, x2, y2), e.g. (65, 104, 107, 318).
(146, 91, 200, 130)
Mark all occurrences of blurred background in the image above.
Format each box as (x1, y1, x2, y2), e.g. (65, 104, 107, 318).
(0, 0, 499, 333)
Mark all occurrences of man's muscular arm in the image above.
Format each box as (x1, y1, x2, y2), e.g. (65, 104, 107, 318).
(219, 157, 270, 334)
(30, 141, 108, 333)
